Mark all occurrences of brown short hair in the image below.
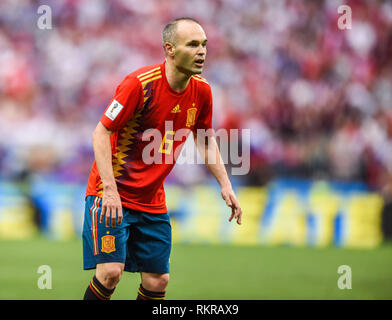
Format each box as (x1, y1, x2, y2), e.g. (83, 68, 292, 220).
(162, 17, 201, 52)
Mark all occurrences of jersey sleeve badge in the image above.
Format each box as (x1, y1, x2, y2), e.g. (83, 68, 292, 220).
(105, 99, 124, 121)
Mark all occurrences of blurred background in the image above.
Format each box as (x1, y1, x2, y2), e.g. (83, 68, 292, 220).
(0, 0, 392, 299)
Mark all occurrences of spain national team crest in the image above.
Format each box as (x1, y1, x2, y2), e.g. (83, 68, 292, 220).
(101, 235, 116, 253)
(186, 107, 197, 127)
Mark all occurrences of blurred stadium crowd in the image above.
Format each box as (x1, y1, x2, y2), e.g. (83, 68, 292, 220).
(0, 0, 392, 203)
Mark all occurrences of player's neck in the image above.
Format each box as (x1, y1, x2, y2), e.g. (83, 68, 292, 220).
(164, 60, 192, 93)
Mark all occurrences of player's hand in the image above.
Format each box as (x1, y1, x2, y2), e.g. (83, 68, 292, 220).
(100, 186, 123, 227)
(221, 187, 242, 225)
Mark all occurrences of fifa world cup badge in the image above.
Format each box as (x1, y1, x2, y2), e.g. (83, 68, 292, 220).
(101, 235, 116, 253)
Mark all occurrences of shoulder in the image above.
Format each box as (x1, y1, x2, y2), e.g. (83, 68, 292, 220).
(192, 75, 212, 102)
(117, 64, 162, 91)
(191, 74, 212, 94)
(133, 64, 163, 88)
(126, 64, 161, 79)
(191, 74, 210, 86)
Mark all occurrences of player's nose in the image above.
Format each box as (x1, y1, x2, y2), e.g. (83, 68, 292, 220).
(196, 45, 206, 55)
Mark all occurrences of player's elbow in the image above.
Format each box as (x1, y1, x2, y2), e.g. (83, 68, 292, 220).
(92, 122, 112, 144)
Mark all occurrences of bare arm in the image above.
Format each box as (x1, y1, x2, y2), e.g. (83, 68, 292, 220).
(193, 132, 242, 225)
(92, 122, 123, 227)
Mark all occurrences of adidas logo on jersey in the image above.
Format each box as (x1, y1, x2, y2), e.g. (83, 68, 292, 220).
(171, 104, 181, 113)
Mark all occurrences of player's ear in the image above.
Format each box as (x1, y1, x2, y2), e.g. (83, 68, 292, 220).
(164, 42, 175, 57)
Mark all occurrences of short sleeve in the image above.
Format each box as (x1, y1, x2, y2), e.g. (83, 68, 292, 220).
(100, 76, 143, 132)
(194, 84, 213, 131)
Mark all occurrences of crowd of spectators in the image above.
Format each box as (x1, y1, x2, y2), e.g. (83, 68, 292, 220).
(0, 0, 392, 199)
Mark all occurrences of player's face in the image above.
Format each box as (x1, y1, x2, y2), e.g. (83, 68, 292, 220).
(173, 21, 207, 75)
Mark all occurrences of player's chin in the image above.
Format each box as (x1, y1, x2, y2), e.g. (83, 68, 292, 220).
(192, 65, 204, 74)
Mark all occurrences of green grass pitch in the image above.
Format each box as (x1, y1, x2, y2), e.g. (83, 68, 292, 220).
(1, 236, 391, 300)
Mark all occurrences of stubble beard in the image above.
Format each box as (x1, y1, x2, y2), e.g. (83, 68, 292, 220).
(177, 63, 202, 77)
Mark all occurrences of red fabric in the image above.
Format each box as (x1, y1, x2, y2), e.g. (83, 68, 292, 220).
(86, 61, 213, 213)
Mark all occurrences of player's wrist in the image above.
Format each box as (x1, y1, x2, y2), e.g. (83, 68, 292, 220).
(219, 180, 232, 191)
(102, 182, 117, 192)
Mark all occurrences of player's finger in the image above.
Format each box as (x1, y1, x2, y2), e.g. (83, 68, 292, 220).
(106, 207, 111, 227)
(223, 195, 232, 207)
(111, 207, 117, 228)
(236, 207, 242, 225)
(229, 205, 239, 224)
(100, 206, 106, 224)
(230, 194, 240, 208)
(228, 206, 235, 222)
(117, 207, 123, 225)
(230, 195, 242, 223)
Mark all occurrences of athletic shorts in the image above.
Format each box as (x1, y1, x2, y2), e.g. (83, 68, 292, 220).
(82, 196, 171, 273)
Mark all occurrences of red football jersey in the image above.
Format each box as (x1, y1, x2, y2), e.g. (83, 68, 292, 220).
(86, 61, 213, 213)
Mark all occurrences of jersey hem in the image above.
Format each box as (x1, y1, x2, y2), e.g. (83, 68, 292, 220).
(85, 193, 168, 214)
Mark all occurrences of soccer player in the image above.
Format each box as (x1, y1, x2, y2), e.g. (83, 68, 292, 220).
(82, 17, 242, 300)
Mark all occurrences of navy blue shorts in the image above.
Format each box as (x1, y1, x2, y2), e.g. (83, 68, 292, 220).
(82, 196, 171, 273)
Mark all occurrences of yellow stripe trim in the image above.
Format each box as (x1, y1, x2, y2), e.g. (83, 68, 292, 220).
(192, 75, 208, 84)
(138, 70, 162, 82)
(141, 75, 162, 87)
(137, 67, 161, 79)
(138, 290, 164, 300)
(92, 197, 99, 254)
(91, 281, 109, 299)
(192, 75, 206, 80)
